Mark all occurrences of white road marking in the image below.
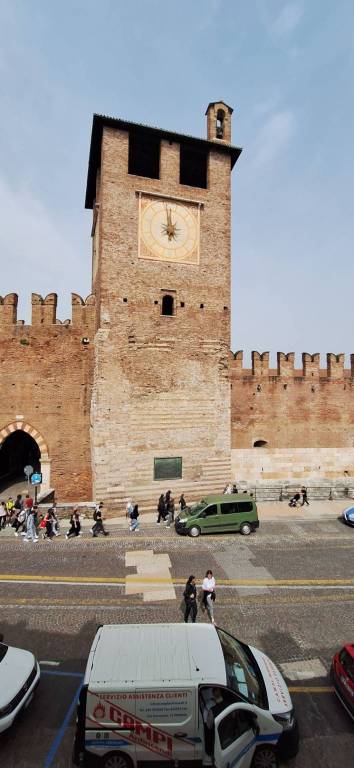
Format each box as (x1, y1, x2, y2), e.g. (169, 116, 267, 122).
(280, 658, 328, 680)
(125, 550, 176, 601)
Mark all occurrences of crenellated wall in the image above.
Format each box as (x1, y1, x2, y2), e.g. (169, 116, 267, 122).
(230, 350, 354, 483)
(0, 293, 96, 499)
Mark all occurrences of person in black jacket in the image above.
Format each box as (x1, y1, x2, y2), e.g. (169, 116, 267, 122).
(156, 494, 166, 524)
(183, 575, 197, 623)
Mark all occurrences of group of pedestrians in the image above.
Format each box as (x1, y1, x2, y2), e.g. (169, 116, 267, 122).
(157, 491, 186, 527)
(223, 483, 238, 494)
(0, 493, 61, 542)
(183, 570, 216, 625)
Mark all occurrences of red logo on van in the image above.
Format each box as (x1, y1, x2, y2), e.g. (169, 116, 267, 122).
(93, 703, 106, 720)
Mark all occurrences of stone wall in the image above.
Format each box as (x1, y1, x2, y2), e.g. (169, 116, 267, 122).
(0, 292, 95, 500)
(231, 447, 354, 485)
(231, 351, 354, 484)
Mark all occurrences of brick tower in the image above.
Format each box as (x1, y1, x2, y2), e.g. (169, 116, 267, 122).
(85, 102, 241, 508)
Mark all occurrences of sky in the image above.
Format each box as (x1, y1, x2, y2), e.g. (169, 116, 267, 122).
(0, 0, 353, 367)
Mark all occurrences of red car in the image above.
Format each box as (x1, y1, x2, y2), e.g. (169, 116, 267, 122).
(332, 644, 354, 719)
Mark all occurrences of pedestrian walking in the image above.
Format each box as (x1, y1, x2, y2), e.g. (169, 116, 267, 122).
(183, 575, 197, 623)
(156, 494, 166, 524)
(289, 492, 300, 508)
(43, 509, 54, 540)
(24, 508, 38, 543)
(92, 504, 109, 537)
(0, 502, 6, 530)
(65, 507, 81, 539)
(13, 508, 27, 536)
(165, 494, 175, 528)
(129, 504, 139, 532)
(179, 494, 187, 513)
(50, 503, 60, 536)
(202, 570, 216, 625)
(301, 486, 309, 506)
(232, 484, 238, 494)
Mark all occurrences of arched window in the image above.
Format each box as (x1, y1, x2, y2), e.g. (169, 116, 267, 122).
(161, 294, 174, 316)
(253, 440, 268, 448)
(216, 109, 225, 139)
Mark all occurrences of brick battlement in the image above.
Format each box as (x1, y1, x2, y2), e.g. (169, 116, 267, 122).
(230, 350, 354, 379)
(0, 292, 96, 332)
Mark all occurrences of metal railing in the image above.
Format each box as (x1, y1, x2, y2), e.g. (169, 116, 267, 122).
(245, 485, 354, 502)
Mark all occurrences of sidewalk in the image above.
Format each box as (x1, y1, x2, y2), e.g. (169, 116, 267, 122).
(58, 499, 349, 529)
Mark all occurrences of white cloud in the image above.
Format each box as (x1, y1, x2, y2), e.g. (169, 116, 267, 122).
(270, 3, 304, 38)
(251, 110, 296, 168)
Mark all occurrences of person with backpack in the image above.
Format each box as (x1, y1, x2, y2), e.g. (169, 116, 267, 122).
(129, 504, 139, 532)
(183, 575, 197, 623)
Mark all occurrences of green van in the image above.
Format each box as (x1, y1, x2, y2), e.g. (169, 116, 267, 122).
(174, 493, 259, 537)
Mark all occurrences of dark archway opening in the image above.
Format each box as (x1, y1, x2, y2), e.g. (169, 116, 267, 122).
(0, 431, 40, 491)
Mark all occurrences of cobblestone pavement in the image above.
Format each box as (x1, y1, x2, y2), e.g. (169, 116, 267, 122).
(0, 518, 353, 767)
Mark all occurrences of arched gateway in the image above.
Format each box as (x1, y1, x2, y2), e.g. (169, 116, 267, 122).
(0, 422, 50, 493)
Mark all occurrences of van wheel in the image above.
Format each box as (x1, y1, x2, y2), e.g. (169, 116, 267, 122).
(240, 522, 252, 535)
(252, 745, 277, 768)
(188, 525, 201, 538)
(102, 752, 133, 768)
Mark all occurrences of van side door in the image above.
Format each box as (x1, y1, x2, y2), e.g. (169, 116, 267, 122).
(213, 704, 258, 768)
(197, 504, 219, 533)
(219, 500, 239, 531)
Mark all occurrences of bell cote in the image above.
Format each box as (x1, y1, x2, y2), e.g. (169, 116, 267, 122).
(205, 101, 233, 143)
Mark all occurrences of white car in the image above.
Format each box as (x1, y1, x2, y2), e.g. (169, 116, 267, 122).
(0, 637, 40, 733)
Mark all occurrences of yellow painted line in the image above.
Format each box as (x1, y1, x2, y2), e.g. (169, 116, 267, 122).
(289, 686, 333, 693)
(1, 573, 354, 586)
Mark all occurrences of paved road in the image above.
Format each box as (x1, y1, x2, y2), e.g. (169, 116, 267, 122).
(0, 518, 353, 767)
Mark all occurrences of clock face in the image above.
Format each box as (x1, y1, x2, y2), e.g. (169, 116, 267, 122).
(139, 196, 200, 265)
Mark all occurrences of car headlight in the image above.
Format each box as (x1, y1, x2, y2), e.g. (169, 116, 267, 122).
(178, 518, 187, 523)
(273, 709, 295, 730)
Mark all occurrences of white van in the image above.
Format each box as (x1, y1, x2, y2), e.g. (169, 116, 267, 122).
(73, 624, 299, 768)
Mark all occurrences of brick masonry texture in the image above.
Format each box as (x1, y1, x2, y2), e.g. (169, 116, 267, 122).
(90, 125, 233, 507)
(0, 293, 95, 500)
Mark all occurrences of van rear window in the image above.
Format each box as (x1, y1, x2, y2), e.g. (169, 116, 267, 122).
(237, 502, 253, 513)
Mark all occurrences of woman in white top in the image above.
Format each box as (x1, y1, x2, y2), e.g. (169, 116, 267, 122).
(202, 570, 216, 625)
